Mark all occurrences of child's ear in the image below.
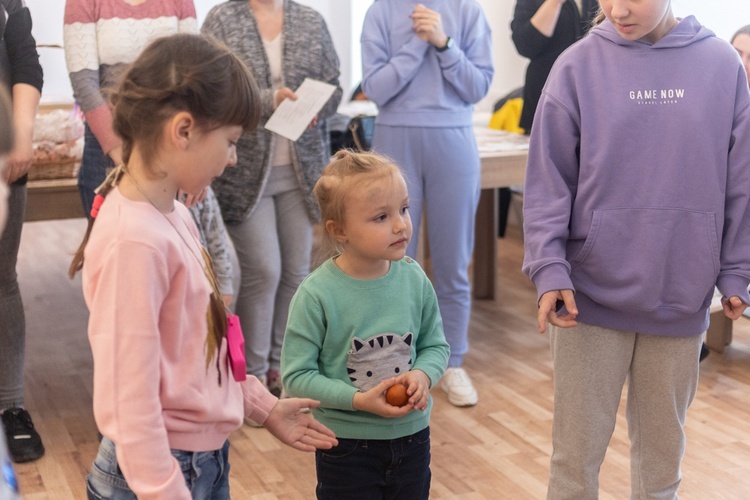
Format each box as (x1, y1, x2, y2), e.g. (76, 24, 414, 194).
(170, 112, 196, 150)
(325, 219, 346, 243)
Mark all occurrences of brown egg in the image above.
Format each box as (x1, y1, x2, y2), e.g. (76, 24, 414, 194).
(386, 384, 409, 407)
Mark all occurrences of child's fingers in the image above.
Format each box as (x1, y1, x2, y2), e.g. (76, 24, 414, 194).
(290, 398, 321, 410)
(722, 296, 747, 320)
(385, 405, 412, 418)
(410, 389, 429, 411)
(300, 418, 339, 443)
(375, 377, 399, 392)
(547, 307, 577, 329)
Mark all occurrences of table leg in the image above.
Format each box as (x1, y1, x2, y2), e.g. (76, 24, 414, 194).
(473, 188, 498, 300)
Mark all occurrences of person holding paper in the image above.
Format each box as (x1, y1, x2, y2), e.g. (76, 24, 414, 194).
(202, 0, 342, 398)
(361, 0, 493, 407)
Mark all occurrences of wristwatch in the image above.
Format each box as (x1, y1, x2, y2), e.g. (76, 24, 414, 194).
(436, 37, 454, 52)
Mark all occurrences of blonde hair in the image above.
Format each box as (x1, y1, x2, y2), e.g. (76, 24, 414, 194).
(313, 149, 405, 256)
(593, 8, 606, 27)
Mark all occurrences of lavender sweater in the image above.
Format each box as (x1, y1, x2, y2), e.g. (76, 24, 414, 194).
(361, 0, 493, 128)
(523, 16, 750, 337)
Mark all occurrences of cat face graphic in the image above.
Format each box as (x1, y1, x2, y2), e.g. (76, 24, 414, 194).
(346, 332, 413, 392)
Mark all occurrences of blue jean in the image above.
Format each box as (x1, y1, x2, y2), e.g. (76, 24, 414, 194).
(78, 124, 114, 216)
(0, 182, 26, 409)
(315, 427, 431, 500)
(86, 437, 230, 499)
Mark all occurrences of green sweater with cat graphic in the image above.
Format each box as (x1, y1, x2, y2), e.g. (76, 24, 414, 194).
(281, 257, 449, 440)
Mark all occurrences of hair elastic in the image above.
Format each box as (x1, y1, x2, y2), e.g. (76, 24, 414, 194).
(90, 194, 105, 219)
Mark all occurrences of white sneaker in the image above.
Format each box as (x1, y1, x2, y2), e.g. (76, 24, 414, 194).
(440, 367, 478, 407)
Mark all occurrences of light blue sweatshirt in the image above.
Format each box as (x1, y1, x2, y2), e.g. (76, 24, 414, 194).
(361, 0, 493, 127)
(523, 17, 750, 337)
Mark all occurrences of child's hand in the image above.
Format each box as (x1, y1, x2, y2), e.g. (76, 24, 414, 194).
(396, 369, 431, 411)
(352, 378, 414, 418)
(722, 295, 747, 320)
(263, 398, 338, 452)
(538, 289, 577, 334)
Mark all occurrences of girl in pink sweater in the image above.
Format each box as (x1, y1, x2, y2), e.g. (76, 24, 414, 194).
(69, 33, 337, 500)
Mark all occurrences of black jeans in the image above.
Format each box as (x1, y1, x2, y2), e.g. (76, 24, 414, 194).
(315, 426, 431, 500)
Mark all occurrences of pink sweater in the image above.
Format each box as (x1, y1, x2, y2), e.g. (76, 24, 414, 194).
(82, 188, 277, 499)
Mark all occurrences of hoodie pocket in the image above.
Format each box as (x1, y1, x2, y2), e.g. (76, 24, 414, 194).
(571, 208, 719, 313)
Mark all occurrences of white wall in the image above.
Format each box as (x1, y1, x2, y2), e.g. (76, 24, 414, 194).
(674, 1, 750, 41)
(26, 0, 750, 110)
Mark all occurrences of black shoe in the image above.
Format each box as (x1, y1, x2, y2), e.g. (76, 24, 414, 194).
(1, 408, 45, 463)
(699, 343, 710, 362)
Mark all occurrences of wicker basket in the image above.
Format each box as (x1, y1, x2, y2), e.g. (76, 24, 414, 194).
(28, 157, 80, 181)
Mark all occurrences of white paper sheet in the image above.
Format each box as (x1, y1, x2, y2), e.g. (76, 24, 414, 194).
(264, 78, 337, 141)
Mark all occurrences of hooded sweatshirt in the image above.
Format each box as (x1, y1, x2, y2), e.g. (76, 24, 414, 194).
(522, 16, 750, 337)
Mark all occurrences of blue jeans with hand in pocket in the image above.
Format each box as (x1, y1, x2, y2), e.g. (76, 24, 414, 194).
(86, 437, 230, 499)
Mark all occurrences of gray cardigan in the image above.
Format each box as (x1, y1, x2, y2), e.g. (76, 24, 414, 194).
(202, 0, 342, 224)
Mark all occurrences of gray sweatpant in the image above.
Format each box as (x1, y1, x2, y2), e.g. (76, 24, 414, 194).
(227, 164, 313, 378)
(547, 322, 702, 500)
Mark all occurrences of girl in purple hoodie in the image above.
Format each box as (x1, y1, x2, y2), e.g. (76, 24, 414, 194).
(523, 1, 750, 498)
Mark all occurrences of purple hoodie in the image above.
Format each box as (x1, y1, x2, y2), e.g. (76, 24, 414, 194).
(522, 16, 750, 337)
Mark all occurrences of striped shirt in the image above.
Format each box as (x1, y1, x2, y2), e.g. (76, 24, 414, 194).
(63, 0, 196, 154)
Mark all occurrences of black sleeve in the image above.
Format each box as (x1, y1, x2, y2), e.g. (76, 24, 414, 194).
(4, 6, 43, 92)
(510, 0, 554, 60)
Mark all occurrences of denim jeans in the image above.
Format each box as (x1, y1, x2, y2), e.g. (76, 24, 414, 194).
(315, 426, 431, 500)
(78, 124, 114, 216)
(86, 437, 230, 499)
(0, 183, 26, 409)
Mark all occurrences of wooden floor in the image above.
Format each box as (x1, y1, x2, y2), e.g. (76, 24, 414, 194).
(12, 219, 750, 499)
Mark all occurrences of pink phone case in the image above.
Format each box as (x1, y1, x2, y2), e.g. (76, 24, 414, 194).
(226, 313, 246, 382)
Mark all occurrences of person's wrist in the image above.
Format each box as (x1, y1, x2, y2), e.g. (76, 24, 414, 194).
(352, 391, 363, 411)
(435, 36, 453, 52)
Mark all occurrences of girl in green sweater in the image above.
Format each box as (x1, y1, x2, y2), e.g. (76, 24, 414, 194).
(282, 150, 449, 499)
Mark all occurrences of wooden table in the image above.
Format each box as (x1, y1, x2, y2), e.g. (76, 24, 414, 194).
(24, 178, 84, 222)
(472, 128, 528, 300)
